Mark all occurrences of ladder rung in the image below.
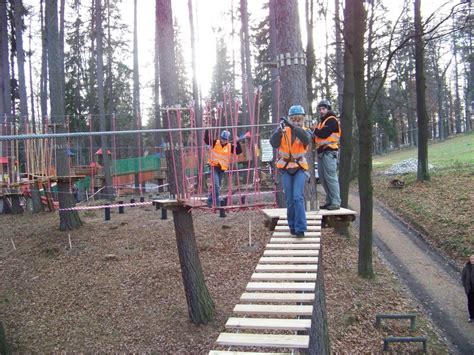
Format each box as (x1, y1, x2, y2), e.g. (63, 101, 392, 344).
(259, 256, 319, 264)
(251, 272, 317, 281)
(226, 317, 311, 331)
(234, 304, 313, 316)
(255, 264, 318, 272)
(216, 332, 309, 349)
(263, 250, 319, 256)
(246, 282, 315, 292)
(266, 243, 320, 249)
(240, 292, 315, 303)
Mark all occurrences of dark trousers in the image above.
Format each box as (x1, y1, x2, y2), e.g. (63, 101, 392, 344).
(468, 292, 474, 318)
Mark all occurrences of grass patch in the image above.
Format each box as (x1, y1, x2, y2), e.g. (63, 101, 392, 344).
(373, 132, 474, 170)
(372, 133, 474, 265)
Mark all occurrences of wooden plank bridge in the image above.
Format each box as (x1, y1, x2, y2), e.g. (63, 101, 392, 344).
(209, 208, 356, 354)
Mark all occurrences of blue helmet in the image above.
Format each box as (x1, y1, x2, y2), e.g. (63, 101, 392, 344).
(220, 130, 231, 140)
(288, 105, 305, 116)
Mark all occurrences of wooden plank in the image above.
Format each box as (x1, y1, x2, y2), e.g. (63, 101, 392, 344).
(240, 292, 315, 303)
(276, 220, 321, 225)
(263, 250, 319, 257)
(255, 264, 318, 272)
(216, 333, 309, 349)
(262, 207, 321, 219)
(266, 243, 320, 249)
(272, 232, 321, 237)
(226, 317, 311, 331)
(209, 352, 289, 355)
(246, 282, 315, 292)
(251, 272, 317, 281)
(234, 304, 313, 316)
(274, 225, 321, 231)
(318, 207, 357, 216)
(269, 238, 321, 243)
(259, 256, 318, 264)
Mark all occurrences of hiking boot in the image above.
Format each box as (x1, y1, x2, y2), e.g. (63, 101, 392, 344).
(290, 229, 296, 235)
(295, 232, 305, 238)
(469, 318, 473, 323)
(326, 204, 340, 210)
(320, 204, 330, 209)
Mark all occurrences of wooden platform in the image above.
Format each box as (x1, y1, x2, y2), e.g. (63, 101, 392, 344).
(209, 211, 322, 354)
(263, 207, 357, 229)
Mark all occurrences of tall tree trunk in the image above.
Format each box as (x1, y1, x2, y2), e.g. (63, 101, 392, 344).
(156, 0, 214, 325)
(0, 0, 12, 164)
(334, 0, 344, 114)
(339, 0, 355, 209)
(188, 0, 202, 156)
(14, 0, 28, 130)
(305, 0, 315, 116)
(269, 0, 285, 208)
(28, 16, 36, 133)
(241, 0, 254, 125)
(414, 0, 430, 182)
(46, 0, 82, 230)
(154, 9, 162, 149)
(353, 0, 373, 278)
(95, 0, 113, 200)
(40, 0, 48, 124)
(274, 0, 314, 208)
(452, 18, 463, 134)
(133, 0, 142, 190)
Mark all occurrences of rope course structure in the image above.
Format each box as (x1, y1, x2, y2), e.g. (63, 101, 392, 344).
(0, 86, 280, 214)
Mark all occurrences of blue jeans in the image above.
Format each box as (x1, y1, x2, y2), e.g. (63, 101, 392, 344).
(281, 169, 308, 233)
(207, 165, 224, 207)
(318, 150, 341, 206)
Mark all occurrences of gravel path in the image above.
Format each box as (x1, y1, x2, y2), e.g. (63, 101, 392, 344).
(348, 191, 474, 354)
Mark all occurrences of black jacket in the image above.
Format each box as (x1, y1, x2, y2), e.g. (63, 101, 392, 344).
(313, 111, 339, 154)
(462, 262, 474, 294)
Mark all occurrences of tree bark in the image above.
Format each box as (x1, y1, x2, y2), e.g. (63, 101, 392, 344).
(95, 0, 114, 199)
(241, 0, 254, 126)
(40, 0, 48, 124)
(305, 0, 315, 116)
(334, 0, 344, 114)
(339, 0, 355, 209)
(0, 0, 12, 161)
(14, 0, 28, 129)
(353, 0, 374, 278)
(414, 0, 430, 182)
(45, 0, 82, 230)
(156, 0, 215, 325)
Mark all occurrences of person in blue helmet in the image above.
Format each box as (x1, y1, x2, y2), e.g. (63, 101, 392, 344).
(204, 129, 242, 207)
(270, 105, 311, 237)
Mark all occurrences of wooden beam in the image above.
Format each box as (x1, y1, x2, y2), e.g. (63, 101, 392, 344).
(226, 317, 311, 331)
(266, 243, 320, 249)
(255, 264, 318, 272)
(216, 332, 309, 349)
(269, 238, 321, 243)
(246, 282, 315, 292)
(272, 232, 321, 237)
(233, 304, 313, 316)
(251, 272, 317, 281)
(263, 250, 319, 257)
(259, 256, 319, 264)
(240, 292, 315, 303)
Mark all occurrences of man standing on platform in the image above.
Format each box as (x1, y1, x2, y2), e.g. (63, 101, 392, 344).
(313, 99, 341, 210)
(270, 105, 311, 238)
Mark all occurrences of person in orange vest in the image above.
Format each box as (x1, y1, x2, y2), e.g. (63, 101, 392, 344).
(270, 105, 311, 237)
(204, 129, 242, 207)
(313, 99, 341, 210)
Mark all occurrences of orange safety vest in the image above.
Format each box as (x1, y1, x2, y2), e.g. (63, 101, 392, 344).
(314, 115, 341, 150)
(276, 127, 309, 170)
(208, 139, 232, 171)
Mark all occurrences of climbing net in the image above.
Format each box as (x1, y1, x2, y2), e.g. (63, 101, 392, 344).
(163, 84, 278, 212)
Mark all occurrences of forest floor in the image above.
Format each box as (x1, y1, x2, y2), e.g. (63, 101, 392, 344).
(1, 198, 450, 353)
